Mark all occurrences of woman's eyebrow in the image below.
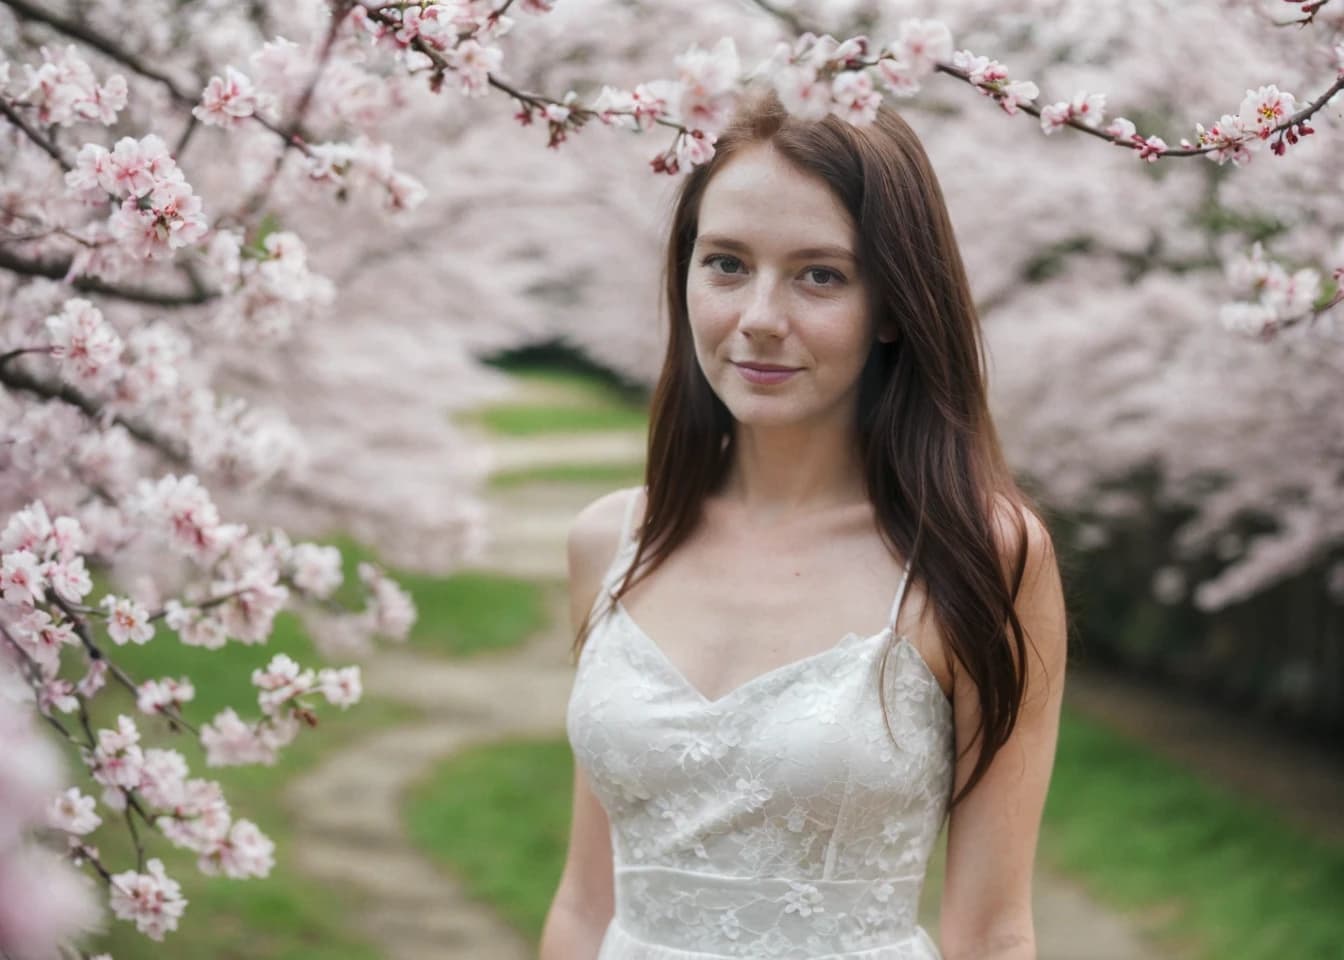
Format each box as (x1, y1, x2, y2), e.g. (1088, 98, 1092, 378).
(694, 233, 856, 262)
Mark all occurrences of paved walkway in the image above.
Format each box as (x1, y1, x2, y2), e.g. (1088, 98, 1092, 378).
(284, 380, 1169, 959)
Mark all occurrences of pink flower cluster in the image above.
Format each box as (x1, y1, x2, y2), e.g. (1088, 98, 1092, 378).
(193, 66, 272, 128)
(1219, 241, 1331, 337)
(11, 44, 127, 127)
(950, 49, 1040, 116)
(65, 134, 208, 261)
(1188, 85, 1309, 164)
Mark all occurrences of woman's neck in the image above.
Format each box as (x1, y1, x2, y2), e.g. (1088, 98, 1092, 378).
(721, 421, 867, 522)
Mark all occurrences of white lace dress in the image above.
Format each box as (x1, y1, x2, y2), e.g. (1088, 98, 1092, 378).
(566, 489, 956, 959)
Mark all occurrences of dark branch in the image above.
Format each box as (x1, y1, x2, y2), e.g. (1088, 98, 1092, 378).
(0, 0, 196, 102)
(0, 97, 69, 167)
(0, 248, 220, 306)
(0, 357, 190, 464)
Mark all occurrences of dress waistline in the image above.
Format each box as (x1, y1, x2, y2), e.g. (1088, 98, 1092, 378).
(611, 865, 934, 958)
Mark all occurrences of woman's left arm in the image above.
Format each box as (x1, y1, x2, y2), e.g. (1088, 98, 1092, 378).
(938, 504, 1069, 960)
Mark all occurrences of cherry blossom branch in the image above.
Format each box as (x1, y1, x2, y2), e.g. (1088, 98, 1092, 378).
(229, 3, 351, 220)
(0, 354, 191, 463)
(48, 593, 201, 737)
(0, 0, 197, 103)
(1, 0, 319, 185)
(0, 249, 219, 306)
(0, 97, 70, 167)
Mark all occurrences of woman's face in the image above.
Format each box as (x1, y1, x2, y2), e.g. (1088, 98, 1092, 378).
(687, 142, 878, 433)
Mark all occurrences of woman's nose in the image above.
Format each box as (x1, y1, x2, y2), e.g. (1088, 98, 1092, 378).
(736, 276, 789, 338)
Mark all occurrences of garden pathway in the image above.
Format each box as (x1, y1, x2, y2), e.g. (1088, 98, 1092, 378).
(285, 379, 1169, 959)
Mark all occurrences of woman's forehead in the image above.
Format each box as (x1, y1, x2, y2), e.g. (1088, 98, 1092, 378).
(697, 145, 856, 249)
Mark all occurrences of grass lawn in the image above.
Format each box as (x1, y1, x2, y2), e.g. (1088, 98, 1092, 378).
(401, 710, 1344, 959)
(1040, 706, 1344, 959)
(322, 533, 552, 657)
(487, 461, 648, 491)
(457, 367, 649, 437)
(404, 737, 574, 941)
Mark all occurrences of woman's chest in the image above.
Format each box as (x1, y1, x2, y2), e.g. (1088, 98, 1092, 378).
(617, 540, 911, 699)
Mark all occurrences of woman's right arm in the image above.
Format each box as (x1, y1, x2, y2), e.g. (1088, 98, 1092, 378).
(539, 490, 632, 958)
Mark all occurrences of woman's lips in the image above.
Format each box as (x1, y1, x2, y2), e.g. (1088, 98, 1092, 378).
(733, 362, 802, 385)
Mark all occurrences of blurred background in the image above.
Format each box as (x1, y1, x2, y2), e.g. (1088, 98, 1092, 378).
(3, 0, 1341, 957)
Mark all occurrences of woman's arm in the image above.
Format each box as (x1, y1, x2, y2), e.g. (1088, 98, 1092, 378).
(539, 490, 634, 958)
(538, 761, 615, 958)
(938, 503, 1069, 960)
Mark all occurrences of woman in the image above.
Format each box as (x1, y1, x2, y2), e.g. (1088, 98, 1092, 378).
(541, 88, 1068, 960)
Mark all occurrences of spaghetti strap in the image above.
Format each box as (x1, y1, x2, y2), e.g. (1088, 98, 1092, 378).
(885, 554, 914, 635)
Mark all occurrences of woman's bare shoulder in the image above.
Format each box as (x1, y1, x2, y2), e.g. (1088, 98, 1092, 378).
(566, 486, 645, 629)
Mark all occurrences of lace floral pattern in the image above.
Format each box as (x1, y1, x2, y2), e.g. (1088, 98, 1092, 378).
(567, 498, 954, 959)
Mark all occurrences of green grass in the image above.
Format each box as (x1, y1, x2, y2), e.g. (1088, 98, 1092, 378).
(404, 737, 575, 941)
(319, 534, 552, 657)
(487, 461, 647, 491)
(401, 712, 1344, 958)
(458, 367, 649, 437)
(1041, 706, 1344, 959)
(470, 403, 649, 436)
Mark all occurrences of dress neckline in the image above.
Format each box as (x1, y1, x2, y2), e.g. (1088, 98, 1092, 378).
(614, 599, 951, 711)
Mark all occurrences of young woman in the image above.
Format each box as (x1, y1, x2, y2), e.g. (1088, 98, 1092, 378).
(540, 89, 1068, 960)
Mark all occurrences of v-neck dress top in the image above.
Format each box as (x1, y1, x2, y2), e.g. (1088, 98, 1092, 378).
(566, 488, 955, 959)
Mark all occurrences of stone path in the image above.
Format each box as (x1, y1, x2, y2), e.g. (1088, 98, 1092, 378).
(284, 380, 1169, 960)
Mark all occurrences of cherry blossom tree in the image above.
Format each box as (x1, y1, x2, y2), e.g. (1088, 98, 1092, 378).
(3, 0, 1343, 954)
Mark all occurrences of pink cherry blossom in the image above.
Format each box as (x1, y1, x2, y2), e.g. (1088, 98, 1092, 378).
(89, 715, 145, 791)
(1040, 92, 1106, 134)
(45, 554, 93, 604)
(136, 677, 196, 716)
(1194, 114, 1254, 165)
(1, 549, 45, 606)
(100, 594, 154, 646)
(48, 787, 102, 835)
(193, 66, 268, 128)
(830, 70, 882, 126)
(1136, 135, 1168, 162)
(675, 38, 741, 135)
(1, 502, 53, 556)
(164, 600, 230, 650)
(251, 653, 315, 715)
(359, 561, 417, 640)
(17, 44, 127, 127)
(200, 708, 274, 767)
(874, 57, 922, 97)
(772, 65, 832, 121)
(1105, 116, 1137, 140)
(7, 608, 76, 679)
(317, 665, 362, 708)
(137, 747, 190, 808)
(445, 39, 502, 97)
(76, 659, 109, 698)
(201, 818, 275, 879)
(108, 857, 187, 941)
(44, 298, 125, 390)
(1237, 84, 1296, 140)
(38, 678, 79, 714)
(889, 19, 953, 77)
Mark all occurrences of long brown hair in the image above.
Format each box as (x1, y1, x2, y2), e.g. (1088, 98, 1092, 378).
(573, 88, 1051, 808)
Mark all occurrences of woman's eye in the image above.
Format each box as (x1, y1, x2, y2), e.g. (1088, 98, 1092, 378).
(805, 267, 843, 286)
(703, 254, 744, 274)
